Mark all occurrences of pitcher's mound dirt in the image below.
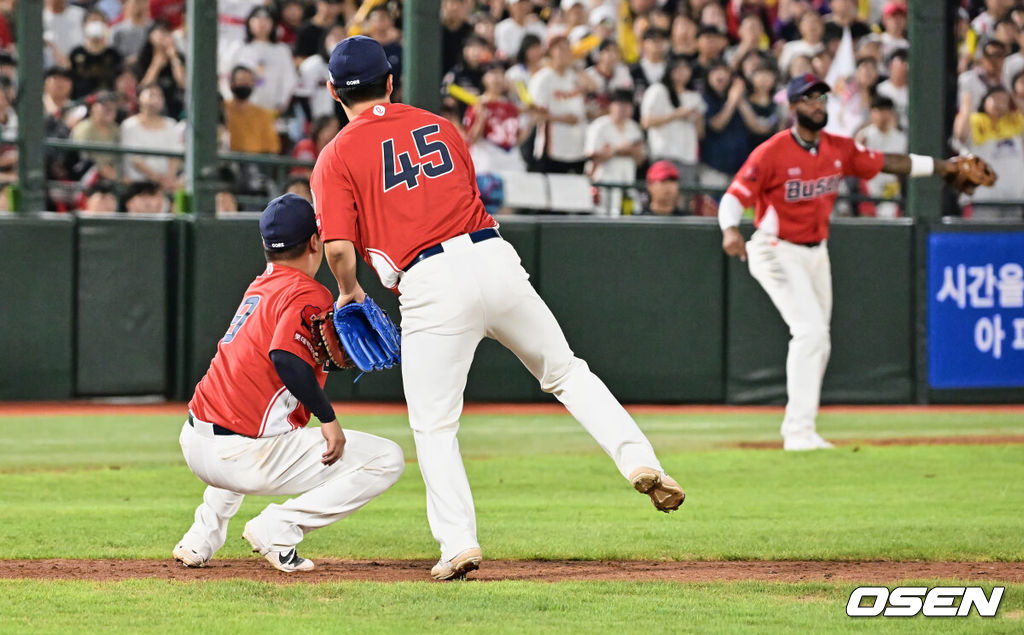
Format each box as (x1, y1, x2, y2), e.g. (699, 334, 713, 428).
(2, 559, 1022, 584)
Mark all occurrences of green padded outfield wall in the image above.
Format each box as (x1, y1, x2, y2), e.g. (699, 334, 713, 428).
(76, 217, 173, 395)
(538, 218, 726, 402)
(726, 219, 915, 405)
(0, 214, 75, 400)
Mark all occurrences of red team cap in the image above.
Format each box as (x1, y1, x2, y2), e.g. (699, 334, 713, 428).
(328, 35, 393, 88)
(786, 73, 831, 103)
(882, 2, 907, 18)
(646, 160, 680, 183)
(259, 193, 318, 249)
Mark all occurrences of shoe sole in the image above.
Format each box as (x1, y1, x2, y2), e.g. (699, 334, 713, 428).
(432, 552, 482, 581)
(632, 471, 685, 513)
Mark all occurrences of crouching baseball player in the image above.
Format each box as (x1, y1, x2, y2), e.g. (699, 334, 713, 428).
(172, 193, 404, 572)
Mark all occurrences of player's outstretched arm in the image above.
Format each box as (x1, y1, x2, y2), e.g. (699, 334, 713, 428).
(880, 154, 954, 178)
(881, 153, 996, 195)
(324, 239, 366, 306)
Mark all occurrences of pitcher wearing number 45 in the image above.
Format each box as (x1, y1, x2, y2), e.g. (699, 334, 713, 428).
(311, 36, 684, 581)
(719, 74, 997, 451)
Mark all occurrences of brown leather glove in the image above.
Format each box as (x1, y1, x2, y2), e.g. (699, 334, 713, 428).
(944, 154, 997, 195)
(309, 309, 353, 370)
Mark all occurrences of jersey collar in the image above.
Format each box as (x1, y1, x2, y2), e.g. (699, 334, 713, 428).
(789, 127, 819, 155)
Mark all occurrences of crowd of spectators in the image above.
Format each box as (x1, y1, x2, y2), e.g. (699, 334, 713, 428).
(0, 0, 1020, 218)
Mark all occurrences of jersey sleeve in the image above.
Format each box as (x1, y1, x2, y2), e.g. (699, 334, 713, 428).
(840, 135, 886, 180)
(269, 283, 334, 367)
(725, 142, 770, 208)
(310, 145, 358, 242)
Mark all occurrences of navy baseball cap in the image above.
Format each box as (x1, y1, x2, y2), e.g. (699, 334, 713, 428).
(786, 73, 830, 103)
(328, 35, 392, 89)
(259, 193, 317, 249)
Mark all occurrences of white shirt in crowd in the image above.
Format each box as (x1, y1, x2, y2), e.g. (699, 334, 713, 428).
(1004, 52, 1024, 92)
(494, 18, 547, 60)
(529, 67, 588, 162)
(584, 115, 643, 183)
(43, 4, 86, 57)
(640, 83, 705, 165)
(227, 41, 298, 113)
(297, 55, 336, 120)
(583, 64, 634, 94)
(855, 123, 907, 218)
(120, 115, 184, 182)
(875, 79, 908, 130)
(218, 0, 265, 48)
(638, 59, 667, 85)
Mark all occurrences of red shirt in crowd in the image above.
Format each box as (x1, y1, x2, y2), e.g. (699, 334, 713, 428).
(726, 129, 885, 244)
(189, 264, 332, 438)
(463, 100, 521, 151)
(311, 102, 495, 290)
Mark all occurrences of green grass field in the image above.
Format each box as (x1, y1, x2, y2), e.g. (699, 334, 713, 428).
(1, 407, 1022, 632)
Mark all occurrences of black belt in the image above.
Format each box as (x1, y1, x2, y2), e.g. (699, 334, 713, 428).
(403, 227, 500, 272)
(188, 414, 240, 436)
(792, 240, 821, 248)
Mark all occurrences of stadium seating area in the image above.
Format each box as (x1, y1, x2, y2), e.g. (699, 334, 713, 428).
(0, 0, 1020, 218)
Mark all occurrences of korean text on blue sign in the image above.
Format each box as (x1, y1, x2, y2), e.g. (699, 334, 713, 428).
(928, 231, 1024, 389)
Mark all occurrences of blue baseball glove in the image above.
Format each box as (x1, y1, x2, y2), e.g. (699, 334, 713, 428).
(331, 296, 401, 372)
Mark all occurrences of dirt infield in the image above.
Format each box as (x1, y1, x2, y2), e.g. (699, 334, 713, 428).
(2, 559, 1022, 584)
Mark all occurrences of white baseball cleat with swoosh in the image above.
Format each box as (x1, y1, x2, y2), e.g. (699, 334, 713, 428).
(242, 523, 315, 573)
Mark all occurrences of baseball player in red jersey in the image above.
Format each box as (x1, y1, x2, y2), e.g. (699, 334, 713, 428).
(172, 194, 404, 572)
(719, 74, 959, 450)
(311, 36, 683, 580)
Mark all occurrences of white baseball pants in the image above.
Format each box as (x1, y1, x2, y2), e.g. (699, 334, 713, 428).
(397, 234, 664, 561)
(178, 418, 404, 557)
(745, 231, 832, 440)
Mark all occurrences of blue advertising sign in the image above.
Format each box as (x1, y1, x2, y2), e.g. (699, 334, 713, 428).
(928, 232, 1024, 389)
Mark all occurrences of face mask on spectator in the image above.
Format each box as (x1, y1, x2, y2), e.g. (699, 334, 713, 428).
(231, 85, 253, 100)
(84, 21, 107, 40)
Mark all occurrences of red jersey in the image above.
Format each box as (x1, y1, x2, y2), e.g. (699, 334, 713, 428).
(310, 102, 496, 290)
(464, 101, 521, 151)
(726, 129, 885, 243)
(189, 264, 332, 438)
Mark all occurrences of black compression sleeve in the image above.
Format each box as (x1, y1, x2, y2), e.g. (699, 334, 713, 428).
(269, 350, 337, 424)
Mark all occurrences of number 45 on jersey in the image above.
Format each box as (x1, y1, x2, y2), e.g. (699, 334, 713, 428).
(382, 124, 455, 192)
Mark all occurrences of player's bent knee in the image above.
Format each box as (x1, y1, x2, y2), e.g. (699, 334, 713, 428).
(372, 440, 405, 480)
(538, 357, 588, 394)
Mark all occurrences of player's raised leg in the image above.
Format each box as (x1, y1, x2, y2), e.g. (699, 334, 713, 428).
(480, 241, 683, 511)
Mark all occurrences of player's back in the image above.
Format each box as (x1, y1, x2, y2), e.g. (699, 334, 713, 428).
(313, 103, 493, 272)
(190, 264, 330, 436)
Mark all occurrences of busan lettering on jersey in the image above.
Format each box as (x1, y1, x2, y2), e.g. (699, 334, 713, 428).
(783, 174, 842, 202)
